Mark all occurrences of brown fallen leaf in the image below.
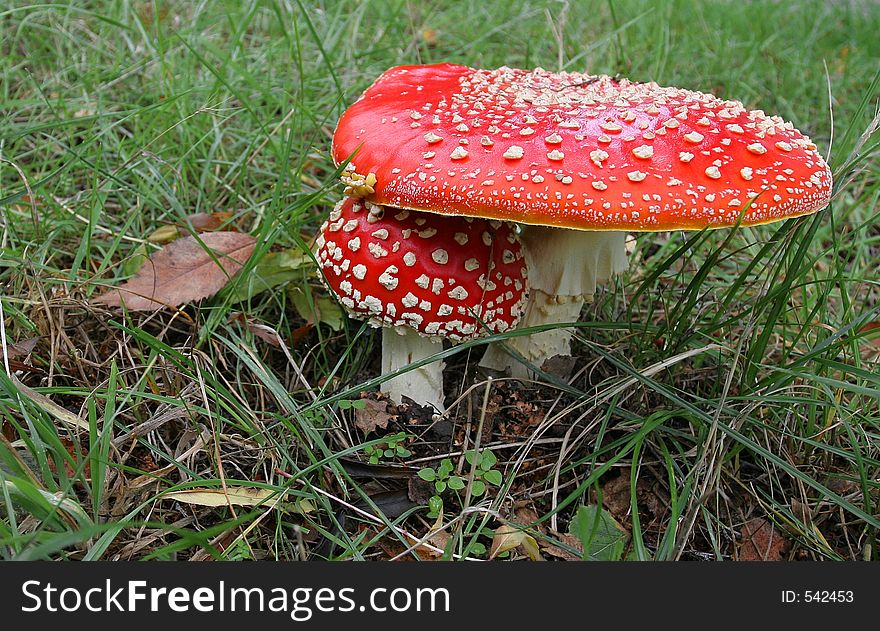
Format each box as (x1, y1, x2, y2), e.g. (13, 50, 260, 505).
(403, 529, 451, 560)
(93, 232, 256, 310)
(738, 517, 790, 561)
(540, 532, 583, 561)
(513, 505, 542, 531)
(166, 487, 314, 513)
(187, 211, 237, 233)
(601, 471, 632, 521)
(1, 337, 40, 360)
(858, 321, 880, 362)
(354, 398, 395, 435)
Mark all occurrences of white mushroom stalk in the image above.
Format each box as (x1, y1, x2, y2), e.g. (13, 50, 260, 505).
(381, 327, 445, 411)
(479, 227, 628, 377)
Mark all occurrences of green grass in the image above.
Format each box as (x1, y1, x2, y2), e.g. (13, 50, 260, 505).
(1, 0, 879, 561)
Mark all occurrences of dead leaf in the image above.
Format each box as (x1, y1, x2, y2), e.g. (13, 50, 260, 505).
(290, 323, 314, 347)
(94, 232, 256, 310)
(826, 478, 858, 495)
(858, 322, 880, 361)
(354, 399, 395, 434)
(146, 224, 181, 244)
(404, 529, 450, 560)
(489, 524, 542, 560)
(541, 532, 583, 561)
(187, 211, 236, 233)
(513, 505, 542, 531)
(601, 472, 632, 521)
(790, 499, 813, 525)
(1, 337, 39, 360)
(166, 487, 314, 513)
(9, 372, 90, 430)
(738, 517, 790, 561)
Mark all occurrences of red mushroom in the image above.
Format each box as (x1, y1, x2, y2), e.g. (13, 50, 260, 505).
(315, 196, 528, 410)
(333, 64, 833, 376)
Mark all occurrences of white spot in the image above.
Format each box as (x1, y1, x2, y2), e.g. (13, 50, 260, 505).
(448, 286, 469, 301)
(705, 166, 722, 179)
(590, 149, 609, 167)
(347, 237, 361, 251)
(424, 132, 443, 143)
(503, 145, 525, 159)
(432, 249, 449, 264)
(362, 295, 383, 314)
(378, 266, 399, 290)
(352, 264, 367, 280)
(632, 145, 654, 159)
(368, 242, 388, 258)
(740, 167, 753, 181)
(684, 131, 704, 143)
(464, 258, 480, 271)
(627, 171, 647, 182)
(747, 142, 767, 155)
(679, 152, 694, 163)
(450, 146, 469, 160)
(403, 252, 416, 266)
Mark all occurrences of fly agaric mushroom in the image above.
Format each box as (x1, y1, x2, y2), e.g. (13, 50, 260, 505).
(332, 63, 833, 377)
(315, 196, 528, 411)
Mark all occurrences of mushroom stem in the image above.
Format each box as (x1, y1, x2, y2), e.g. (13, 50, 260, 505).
(381, 327, 446, 412)
(479, 227, 628, 377)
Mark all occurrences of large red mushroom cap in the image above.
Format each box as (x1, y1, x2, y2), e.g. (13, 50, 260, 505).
(315, 197, 528, 342)
(333, 63, 832, 231)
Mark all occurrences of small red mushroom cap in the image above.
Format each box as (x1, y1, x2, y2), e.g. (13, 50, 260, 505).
(315, 197, 528, 341)
(333, 64, 832, 231)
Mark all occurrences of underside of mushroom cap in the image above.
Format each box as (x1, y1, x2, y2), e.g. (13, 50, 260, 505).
(333, 63, 833, 232)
